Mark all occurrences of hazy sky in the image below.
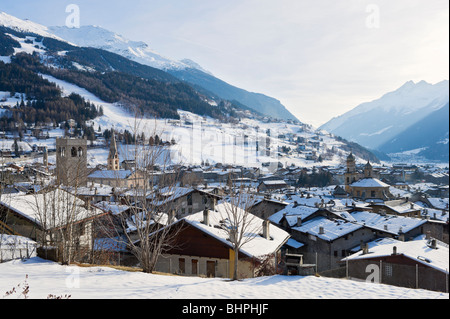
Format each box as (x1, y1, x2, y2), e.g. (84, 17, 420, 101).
(1, 0, 448, 126)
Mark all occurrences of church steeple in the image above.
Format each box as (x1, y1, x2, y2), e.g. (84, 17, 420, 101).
(344, 151, 358, 192)
(364, 161, 373, 178)
(107, 130, 120, 171)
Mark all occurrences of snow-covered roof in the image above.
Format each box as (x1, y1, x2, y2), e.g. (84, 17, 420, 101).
(292, 216, 364, 242)
(427, 198, 449, 210)
(350, 210, 427, 235)
(260, 180, 287, 186)
(182, 202, 290, 259)
(382, 200, 424, 215)
(350, 178, 390, 188)
(94, 201, 131, 215)
(421, 208, 449, 222)
(0, 189, 105, 229)
(343, 238, 449, 274)
(88, 170, 133, 180)
(285, 238, 305, 249)
(269, 204, 319, 226)
(349, 237, 400, 253)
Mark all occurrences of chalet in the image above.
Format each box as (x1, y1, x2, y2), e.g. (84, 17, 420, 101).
(288, 216, 375, 273)
(63, 184, 115, 204)
(369, 199, 423, 218)
(147, 187, 222, 219)
(348, 210, 429, 241)
(151, 202, 290, 278)
(248, 197, 288, 220)
(332, 185, 348, 198)
(87, 169, 145, 188)
(257, 180, 288, 193)
(0, 189, 107, 262)
(342, 237, 449, 292)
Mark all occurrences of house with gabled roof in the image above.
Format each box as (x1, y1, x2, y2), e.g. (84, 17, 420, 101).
(87, 169, 146, 188)
(288, 216, 375, 272)
(348, 210, 428, 241)
(146, 186, 222, 219)
(0, 188, 107, 262)
(369, 199, 423, 218)
(150, 202, 290, 278)
(342, 237, 449, 292)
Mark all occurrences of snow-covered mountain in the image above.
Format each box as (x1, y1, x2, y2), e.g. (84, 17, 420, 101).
(319, 80, 449, 161)
(0, 11, 65, 42)
(47, 24, 299, 122)
(48, 25, 192, 71)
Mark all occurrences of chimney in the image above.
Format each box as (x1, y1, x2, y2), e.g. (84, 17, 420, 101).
(363, 244, 369, 255)
(384, 225, 388, 231)
(293, 201, 298, 208)
(425, 231, 431, 240)
(203, 208, 210, 226)
(319, 226, 325, 235)
(430, 239, 437, 249)
(392, 246, 397, 255)
(263, 220, 270, 240)
(297, 217, 302, 227)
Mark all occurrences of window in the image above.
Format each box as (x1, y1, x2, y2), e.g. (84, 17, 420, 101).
(78, 147, 83, 157)
(187, 193, 193, 206)
(385, 264, 393, 277)
(71, 147, 77, 157)
(371, 190, 376, 198)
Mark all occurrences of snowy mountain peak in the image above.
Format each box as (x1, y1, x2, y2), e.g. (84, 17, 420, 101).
(47, 24, 192, 71)
(0, 11, 65, 41)
(319, 79, 449, 158)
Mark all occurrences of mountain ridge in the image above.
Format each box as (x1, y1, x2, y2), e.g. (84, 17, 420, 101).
(47, 24, 300, 122)
(319, 80, 449, 162)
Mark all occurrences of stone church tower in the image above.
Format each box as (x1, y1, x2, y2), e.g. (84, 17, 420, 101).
(344, 152, 358, 192)
(107, 131, 120, 171)
(56, 137, 88, 186)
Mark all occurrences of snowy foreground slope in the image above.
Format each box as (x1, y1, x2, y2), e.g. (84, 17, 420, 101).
(0, 258, 447, 299)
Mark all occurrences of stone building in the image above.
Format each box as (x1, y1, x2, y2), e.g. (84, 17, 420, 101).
(56, 138, 88, 186)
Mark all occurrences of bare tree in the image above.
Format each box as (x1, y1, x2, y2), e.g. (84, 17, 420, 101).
(97, 113, 185, 273)
(218, 180, 261, 280)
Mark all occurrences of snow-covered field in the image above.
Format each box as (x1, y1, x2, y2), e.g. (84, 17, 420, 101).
(0, 257, 447, 299)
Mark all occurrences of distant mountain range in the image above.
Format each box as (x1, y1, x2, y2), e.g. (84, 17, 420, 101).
(320, 80, 449, 162)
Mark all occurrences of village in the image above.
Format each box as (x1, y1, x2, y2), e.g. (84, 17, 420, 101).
(0, 124, 448, 294)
